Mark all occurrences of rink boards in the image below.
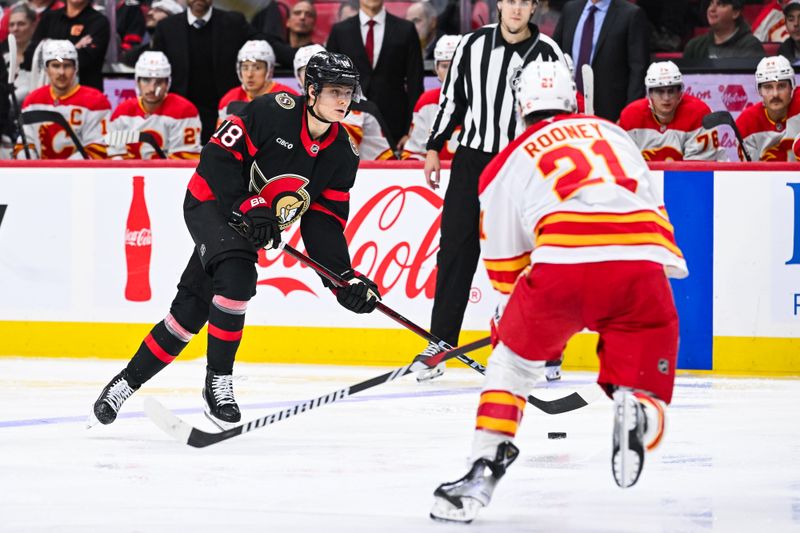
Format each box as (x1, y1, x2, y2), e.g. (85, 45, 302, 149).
(0, 160, 797, 375)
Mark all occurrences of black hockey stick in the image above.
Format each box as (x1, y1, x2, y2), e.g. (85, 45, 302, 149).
(278, 242, 597, 415)
(144, 336, 492, 448)
(702, 111, 752, 162)
(7, 35, 31, 160)
(21, 109, 89, 159)
(139, 132, 168, 159)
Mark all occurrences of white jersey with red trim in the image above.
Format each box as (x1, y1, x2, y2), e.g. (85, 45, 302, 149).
(478, 114, 687, 302)
(16, 84, 111, 159)
(403, 88, 459, 160)
(341, 107, 395, 160)
(618, 94, 728, 161)
(736, 88, 800, 161)
(753, 2, 788, 43)
(109, 93, 202, 159)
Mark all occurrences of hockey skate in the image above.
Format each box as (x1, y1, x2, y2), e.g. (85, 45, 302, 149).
(545, 357, 563, 382)
(611, 389, 665, 488)
(88, 370, 140, 427)
(202, 368, 241, 430)
(430, 441, 519, 524)
(414, 342, 446, 382)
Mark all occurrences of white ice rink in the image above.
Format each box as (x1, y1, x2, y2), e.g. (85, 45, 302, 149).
(1, 356, 799, 533)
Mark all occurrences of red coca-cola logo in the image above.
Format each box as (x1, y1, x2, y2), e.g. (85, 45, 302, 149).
(719, 84, 748, 112)
(256, 185, 443, 299)
(126, 228, 152, 246)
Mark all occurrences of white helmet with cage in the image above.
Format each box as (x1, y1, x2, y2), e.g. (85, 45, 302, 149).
(237, 40, 276, 82)
(645, 61, 683, 90)
(135, 51, 172, 90)
(755, 55, 796, 91)
(515, 60, 577, 117)
(42, 39, 78, 67)
(433, 35, 460, 64)
(293, 43, 326, 84)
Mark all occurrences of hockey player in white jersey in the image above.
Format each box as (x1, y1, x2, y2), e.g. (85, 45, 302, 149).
(619, 61, 727, 161)
(15, 39, 110, 159)
(429, 61, 687, 524)
(108, 51, 202, 159)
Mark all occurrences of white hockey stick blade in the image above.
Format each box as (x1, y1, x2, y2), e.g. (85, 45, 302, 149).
(143, 396, 194, 444)
(7, 34, 17, 85)
(581, 64, 594, 116)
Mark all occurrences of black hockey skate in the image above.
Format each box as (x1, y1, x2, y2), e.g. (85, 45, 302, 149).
(414, 342, 446, 382)
(545, 357, 563, 382)
(430, 441, 519, 524)
(202, 368, 241, 430)
(88, 370, 140, 427)
(611, 389, 666, 488)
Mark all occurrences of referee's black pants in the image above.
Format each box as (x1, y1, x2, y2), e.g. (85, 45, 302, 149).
(430, 145, 496, 347)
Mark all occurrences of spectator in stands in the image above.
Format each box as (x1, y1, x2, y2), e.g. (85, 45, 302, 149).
(24, 0, 111, 91)
(108, 51, 202, 160)
(683, 0, 764, 60)
(120, 0, 184, 67)
(2, 3, 38, 101)
(337, 0, 359, 22)
(779, 0, 800, 63)
(553, 0, 650, 122)
(218, 40, 299, 122)
(294, 43, 395, 159)
(269, 0, 318, 67)
(752, 0, 788, 43)
(0, 0, 63, 42)
(402, 34, 461, 160)
(117, 0, 146, 55)
(327, 0, 424, 146)
(618, 61, 728, 161)
(251, 0, 287, 43)
(152, 0, 259, 143)
(736, 55, 800, 161)
(16, 40, 109, 159)
(532, 0, 562, 37)
(637, 0, 690, 52)
(406, 1, 439, 59)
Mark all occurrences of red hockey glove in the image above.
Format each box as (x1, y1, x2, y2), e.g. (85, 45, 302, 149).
(228, 194, 282, 249)
(335, 270, 381, 314)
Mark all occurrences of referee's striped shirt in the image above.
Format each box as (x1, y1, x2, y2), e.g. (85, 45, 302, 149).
(426, 23, 566, 155)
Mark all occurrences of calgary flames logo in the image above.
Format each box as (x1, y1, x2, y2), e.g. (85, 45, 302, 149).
(38, 123, 76, 159)
(762, 138, 794, 161)
(641, 146, 683, 162)
(130, 129, 165, 159)
(249, 163, 310, 229)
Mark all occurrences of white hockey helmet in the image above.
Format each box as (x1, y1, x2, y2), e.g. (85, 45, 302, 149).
(755, 55, 796, 91)
(42, 39, 78, 67)
(515, 60, 577, 117)
(237, 40, 275, 82)
(433, 35, 460, 64)
(293, 43, 326, 83)
(135, 51, 172, 94)
(645, 61, 683, 90)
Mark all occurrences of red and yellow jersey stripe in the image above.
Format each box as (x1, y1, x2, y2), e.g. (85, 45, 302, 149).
(482, 251, 532, 295)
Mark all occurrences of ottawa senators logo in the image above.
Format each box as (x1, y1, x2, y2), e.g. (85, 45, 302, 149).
(275, 92, 296, 110)
(249, 163, 310, 229)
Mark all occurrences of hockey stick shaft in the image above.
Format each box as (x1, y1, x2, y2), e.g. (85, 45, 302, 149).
(702, 111, 752, 162)
(581, 64, 594, 115)
(278, 242, 594, 415)
(144, 336, 492, 448)
(21, 109, 89, 159)
(7, 36, 31, 160)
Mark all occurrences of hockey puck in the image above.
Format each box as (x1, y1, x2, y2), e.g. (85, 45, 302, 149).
(547, 432, 567, 439)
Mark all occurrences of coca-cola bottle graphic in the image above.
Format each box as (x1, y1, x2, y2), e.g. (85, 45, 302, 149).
(125, 175, 152, 301)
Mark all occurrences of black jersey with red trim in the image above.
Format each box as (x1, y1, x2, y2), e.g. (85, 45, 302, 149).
(186, 91, 361, 276)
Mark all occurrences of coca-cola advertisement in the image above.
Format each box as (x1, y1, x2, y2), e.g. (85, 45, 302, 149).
(125, 176, 152, 302)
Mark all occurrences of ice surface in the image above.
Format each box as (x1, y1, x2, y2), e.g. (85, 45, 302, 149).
(1, 357, 799, 532)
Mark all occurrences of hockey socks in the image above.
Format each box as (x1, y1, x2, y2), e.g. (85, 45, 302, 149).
(126, 313, 194, 386)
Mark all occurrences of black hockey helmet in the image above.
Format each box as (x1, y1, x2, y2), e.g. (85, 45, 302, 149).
(304, 51, 362, 103)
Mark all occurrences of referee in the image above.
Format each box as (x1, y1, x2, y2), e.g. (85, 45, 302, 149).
(416, 0, 566, 381)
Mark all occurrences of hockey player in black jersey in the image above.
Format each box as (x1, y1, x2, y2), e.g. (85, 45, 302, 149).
(89, 52, 381, 430)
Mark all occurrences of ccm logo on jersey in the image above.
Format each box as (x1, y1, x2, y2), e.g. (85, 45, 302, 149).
(276, 137, 294, 150)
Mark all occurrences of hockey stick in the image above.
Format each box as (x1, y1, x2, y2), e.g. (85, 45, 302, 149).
(106, 130, 168, 159)
(7, 36, 31, 160)
(144, 336, 492, 448)
(581, 64, 594, 115)
(278, 242, 596, 415)
(21, 109, 89, 159)
(702, 111, 752, 162)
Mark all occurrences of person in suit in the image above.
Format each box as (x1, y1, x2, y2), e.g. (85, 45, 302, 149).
(326, 0, 424, 146)
(553, 0, 649, 122)
(151, 0, 259, 143)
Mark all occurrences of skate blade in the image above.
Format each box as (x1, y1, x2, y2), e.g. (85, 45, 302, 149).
(429, 496, 482, 524)
(416, 364, 445, 383)
(86, 410, 100, 429)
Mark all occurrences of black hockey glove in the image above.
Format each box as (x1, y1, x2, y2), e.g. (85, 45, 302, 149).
(228, 194, 282, 250)
(335, 269, 381, 314)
